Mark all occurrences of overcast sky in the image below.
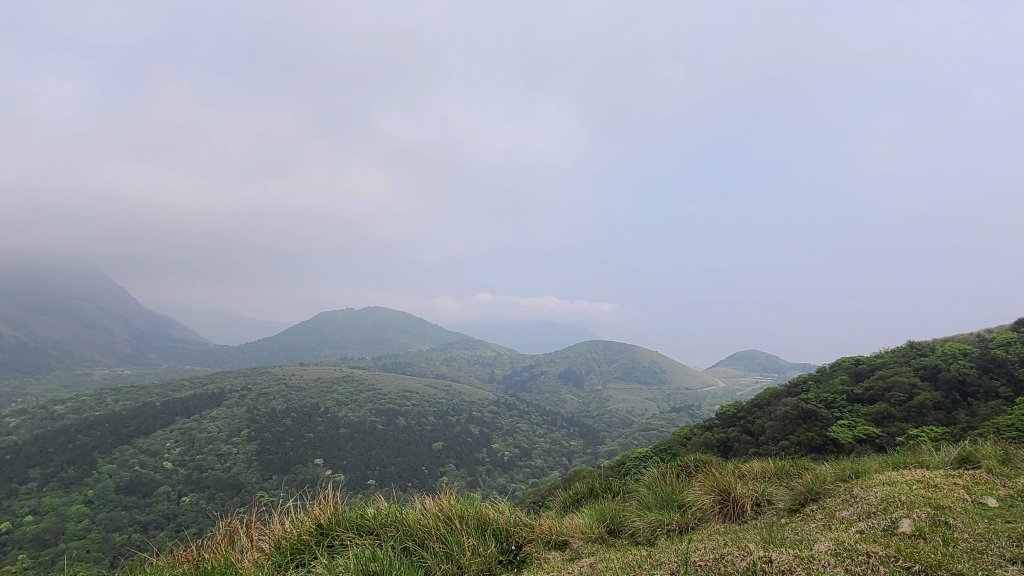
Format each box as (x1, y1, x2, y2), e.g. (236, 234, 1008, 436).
(2, 1, 1022, 367)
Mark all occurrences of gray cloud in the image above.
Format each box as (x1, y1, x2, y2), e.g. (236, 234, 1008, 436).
(2, 1, 1022, 367)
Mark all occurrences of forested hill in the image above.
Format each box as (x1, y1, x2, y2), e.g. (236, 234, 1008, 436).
(658, 318, 1024, 459)
(705, 349, 817, 381)
(359, 339, 725, 455)
(198, 306, 473, 369)
(701, 349, 818, 400)
(0, 366, 599, 573)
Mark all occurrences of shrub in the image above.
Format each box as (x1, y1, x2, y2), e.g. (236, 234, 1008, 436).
(548, 473, 626, 514)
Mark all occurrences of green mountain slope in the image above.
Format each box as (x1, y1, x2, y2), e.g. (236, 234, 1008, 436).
(498, 340, 718, 417)
(368, 340, 719, 409)
(359, 340, 724, 455)
(651, 318, 1024, 461)
(0, 262, 211, 375)
(8, 320, 1024, 575)
(0, 366, 599, 573)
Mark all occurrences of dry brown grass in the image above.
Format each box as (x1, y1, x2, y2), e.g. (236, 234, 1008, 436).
(161, 483, 345, 570)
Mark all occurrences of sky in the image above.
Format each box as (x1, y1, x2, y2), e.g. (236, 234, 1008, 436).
(2, 1, 1022, 368)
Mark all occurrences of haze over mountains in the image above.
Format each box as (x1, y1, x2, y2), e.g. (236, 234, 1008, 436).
(0, 262, 812, 384)
(0, 263, 766, 427)
(156, 307, 290, 346)
(1, 265, 1020, 573)
(2, 3, 1020, 573)
(0, 262, 815, 454)
(451, 322, 601, 354)
(0, 262, 211, 375)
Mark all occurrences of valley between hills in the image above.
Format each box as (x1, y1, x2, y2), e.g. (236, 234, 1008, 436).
(0, 264, 1021, 575)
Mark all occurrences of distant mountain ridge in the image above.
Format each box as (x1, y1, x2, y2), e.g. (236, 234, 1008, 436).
(355, 338, 727, 455)
(204, 307, 473, 369)
(0, 263, 476, 378)
(706, 349, 817, 377)
(0, 263, 747, 444)
(0, 261, 211, 374)
(451, 321, 600, 354)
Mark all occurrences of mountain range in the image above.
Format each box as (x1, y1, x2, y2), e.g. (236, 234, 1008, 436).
(0, 264, 812, 413)
(1, 262, 1020, 575)
(451, 321, 601, 354)
(0, 262, 829, 573)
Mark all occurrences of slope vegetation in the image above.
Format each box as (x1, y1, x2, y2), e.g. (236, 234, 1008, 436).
(125, 440, 1024, 576)
(670, 319, 1024, 459)
(361, 340, 723, 454)
(0, 367, 597, 573)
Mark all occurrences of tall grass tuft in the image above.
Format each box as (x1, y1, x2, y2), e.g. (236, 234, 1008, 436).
(548, 473, 626, 514)
(687, 460, 776, 524)
(532, 513, 604, 550)
(133, 440, 1024, 576)
(151, 485, 531, 576)
(401, 489, 532, 575)
(572, 499, 628, 540)
(623, 463, 697, 543)
(332, 547, 423, 576)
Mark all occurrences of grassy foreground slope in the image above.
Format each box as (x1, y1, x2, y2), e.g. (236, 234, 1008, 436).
(126, 441, 1024, 576)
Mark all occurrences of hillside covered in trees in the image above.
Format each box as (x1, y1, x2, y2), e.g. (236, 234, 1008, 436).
(0, 367, 600, 572)
(670, 318, 1024, 459)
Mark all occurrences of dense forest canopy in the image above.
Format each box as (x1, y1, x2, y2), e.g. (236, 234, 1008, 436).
(676, 321, 1024, 458)
(0, 367, 602, 572)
